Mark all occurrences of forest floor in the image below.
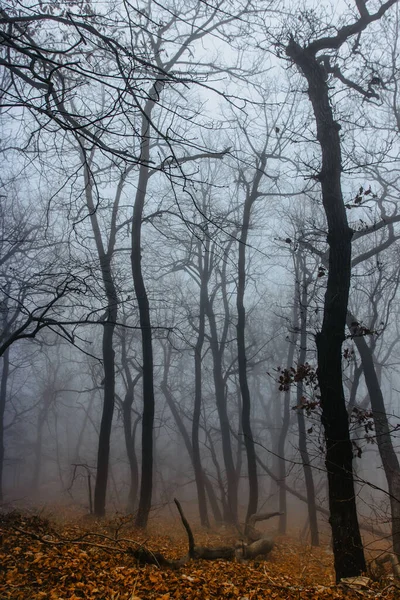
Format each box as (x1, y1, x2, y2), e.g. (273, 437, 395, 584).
(1, 509, 399, 600)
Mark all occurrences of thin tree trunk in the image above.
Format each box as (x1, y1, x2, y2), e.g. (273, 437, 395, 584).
(192, 241, 210, 527)
(0, 348, 9, 502)
(296, 266, 319, 546)
(207, 304, 238, 524)
(73, 392, 95, 462)
(277, 323, 296, 534)
(205, 427, 230, 521)
(31, 388, 52, 494)
(237, 200, 259, 526)
(80, 148, 121, 517)
(348, 312, 400, 557)
(236, 150, 269, 526)
(161, 345, 217, 526)
(131, 84, 163, 528)
(120, 327, 141, 513)
(122, 393, 140, 513)
(287, 39, 365, 579)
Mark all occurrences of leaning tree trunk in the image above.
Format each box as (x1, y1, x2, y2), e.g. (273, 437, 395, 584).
(348, 312, 400, 557)
(286, 39, 365, 579)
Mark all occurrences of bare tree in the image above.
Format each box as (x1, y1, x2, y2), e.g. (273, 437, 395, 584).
(283, 0, 398, 579)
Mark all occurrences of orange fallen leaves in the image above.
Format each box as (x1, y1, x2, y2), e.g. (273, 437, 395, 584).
(0, 511, 398, 600)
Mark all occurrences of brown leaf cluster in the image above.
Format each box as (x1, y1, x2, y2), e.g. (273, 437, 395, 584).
(1, 511, 399, 600)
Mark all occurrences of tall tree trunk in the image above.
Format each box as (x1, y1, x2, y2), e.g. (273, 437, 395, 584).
(80, 148, 120, 517)
(296, 266, 319, 546)
(348, 313, 400, 557)
(286, 40, 365, 580)
(130, 88, 161, 528)
(0, 347, 9, 502)
(236, 183, 261, 526)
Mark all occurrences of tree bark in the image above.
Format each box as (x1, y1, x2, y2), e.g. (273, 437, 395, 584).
(286, 39, 365, 580)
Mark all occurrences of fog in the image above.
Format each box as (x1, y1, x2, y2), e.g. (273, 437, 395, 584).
(1, 0, 400, 583)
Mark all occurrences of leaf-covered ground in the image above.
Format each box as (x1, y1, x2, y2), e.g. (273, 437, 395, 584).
(1, 511, 398, 599)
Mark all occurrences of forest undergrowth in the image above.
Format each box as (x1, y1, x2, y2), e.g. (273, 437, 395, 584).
(1, 509, 398, 600)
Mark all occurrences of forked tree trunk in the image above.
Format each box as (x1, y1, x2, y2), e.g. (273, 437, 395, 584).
(286, 39, 365, 580)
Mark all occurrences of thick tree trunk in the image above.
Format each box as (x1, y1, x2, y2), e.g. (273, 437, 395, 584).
(286, 40, 365, 580)
(0, 348, 9, 502)
(348, 313, 400, 557)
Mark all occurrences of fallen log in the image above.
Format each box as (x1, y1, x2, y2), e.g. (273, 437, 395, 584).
(235, 537, 274, 561)
(174, 498, 236, 560)
(173, 498, 275, 563)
